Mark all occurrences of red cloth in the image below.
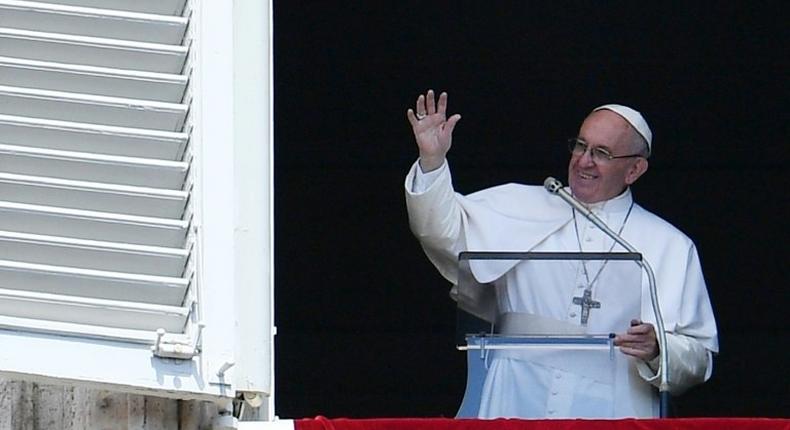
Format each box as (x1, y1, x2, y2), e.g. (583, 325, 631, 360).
(295, 417, 790, 430)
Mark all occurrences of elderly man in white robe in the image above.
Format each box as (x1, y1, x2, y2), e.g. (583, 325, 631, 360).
(403, 90, 719, 418)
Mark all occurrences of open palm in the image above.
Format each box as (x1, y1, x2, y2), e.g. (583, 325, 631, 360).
(406, 90, 461, 172)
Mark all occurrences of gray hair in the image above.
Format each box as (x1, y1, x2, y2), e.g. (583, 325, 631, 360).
(629, 129, 651, 158)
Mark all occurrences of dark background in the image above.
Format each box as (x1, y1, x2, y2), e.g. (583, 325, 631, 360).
(273, 1, 788, 418)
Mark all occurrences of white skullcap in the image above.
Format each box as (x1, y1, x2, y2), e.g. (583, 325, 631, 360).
(593, 104, 652, 152)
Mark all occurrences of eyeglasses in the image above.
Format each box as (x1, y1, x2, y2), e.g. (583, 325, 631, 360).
(567, 138, 645, 163)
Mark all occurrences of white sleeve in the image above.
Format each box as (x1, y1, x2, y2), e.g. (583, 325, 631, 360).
(403, 159, 464, 283)
(635, 235, 718, 395)
(635, 332, 715, 395)
(411, 160, 448, 193)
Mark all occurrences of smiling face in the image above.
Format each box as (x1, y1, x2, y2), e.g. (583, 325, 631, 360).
(567, 110, 649, 204)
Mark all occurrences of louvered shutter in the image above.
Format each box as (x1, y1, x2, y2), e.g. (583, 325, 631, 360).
(0, 0, 273, 410)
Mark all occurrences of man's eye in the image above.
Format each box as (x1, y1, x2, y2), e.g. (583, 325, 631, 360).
(594, 149, 611, 158)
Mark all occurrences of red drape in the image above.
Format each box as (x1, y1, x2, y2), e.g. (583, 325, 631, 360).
(295, 417, 789, 430)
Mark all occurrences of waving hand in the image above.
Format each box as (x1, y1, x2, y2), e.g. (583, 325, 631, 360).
(406, 90, 462, 172)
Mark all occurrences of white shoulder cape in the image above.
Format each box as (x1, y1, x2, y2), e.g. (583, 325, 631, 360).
(405, 161, 719, 354)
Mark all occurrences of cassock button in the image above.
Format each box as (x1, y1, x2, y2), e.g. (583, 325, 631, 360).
(585, 236, 593, 242)
(548, 410, 556, 415)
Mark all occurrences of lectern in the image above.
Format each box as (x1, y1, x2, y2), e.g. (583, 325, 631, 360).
(455, 251, 658, 418)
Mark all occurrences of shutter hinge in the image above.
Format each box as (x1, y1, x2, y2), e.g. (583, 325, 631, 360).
(151, 322, 205, 359)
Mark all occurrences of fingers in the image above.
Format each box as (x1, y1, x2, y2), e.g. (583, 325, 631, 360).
(618, 340, 658, 360)
(437, 91, 448, 115)
(614, 333, 649, 345)
(426, 89, 436, 115)
(614, 325, 655, 344)
(619, 346, 652, 360)
(615, 337, 658, 360)
(614, 322, 659, 361)
(618, 346, 640, 355)
(415, 94, 426, 118)
(442, 113, 462, 137)
(406, 108, 418, 127)
(628, 323, 654, 336)
(408, 90, 455, 127)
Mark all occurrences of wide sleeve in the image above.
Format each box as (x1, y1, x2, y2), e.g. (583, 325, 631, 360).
(635, 332, 714, 395)
(404, 159, 465, 284)
(637, 242, 719, 395)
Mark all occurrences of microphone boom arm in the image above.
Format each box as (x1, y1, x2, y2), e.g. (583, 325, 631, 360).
(544, 177, 671, 416)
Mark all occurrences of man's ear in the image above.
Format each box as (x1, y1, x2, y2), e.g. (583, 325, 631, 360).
(625, 158, 649, 185)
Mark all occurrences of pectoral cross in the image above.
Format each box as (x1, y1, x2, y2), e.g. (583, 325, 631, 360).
(572, 289, 601, 325)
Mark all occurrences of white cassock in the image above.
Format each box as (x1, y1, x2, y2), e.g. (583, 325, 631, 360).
(404, 161, 719, 419)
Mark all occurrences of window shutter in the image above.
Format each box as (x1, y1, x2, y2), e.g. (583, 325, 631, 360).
(0, 0, 273, 412)
(0, 0, 195, 342)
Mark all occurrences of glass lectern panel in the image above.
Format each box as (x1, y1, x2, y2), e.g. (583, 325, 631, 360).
(458, 334, 623, 418)
(455, 252, 644, 419)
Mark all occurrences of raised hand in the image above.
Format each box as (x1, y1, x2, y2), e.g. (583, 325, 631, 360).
(406, 89, 462, 172)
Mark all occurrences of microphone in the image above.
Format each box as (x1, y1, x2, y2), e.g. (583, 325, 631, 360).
(544, 176, 672, 416)
(543, 177, 601, 227)
(544, 176, 634, 254)
(543, 176, 563, 193)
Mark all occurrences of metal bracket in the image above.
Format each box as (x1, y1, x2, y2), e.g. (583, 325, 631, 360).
(151, 323, 205, 359)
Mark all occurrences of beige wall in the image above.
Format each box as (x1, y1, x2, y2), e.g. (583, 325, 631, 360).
(0, 378, 217, 430)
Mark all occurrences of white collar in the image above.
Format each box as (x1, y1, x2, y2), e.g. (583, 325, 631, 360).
(580, 188, 634, 214)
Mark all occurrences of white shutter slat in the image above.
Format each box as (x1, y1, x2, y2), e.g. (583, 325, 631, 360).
(0, 173, 188, 218)
(0, 201, 188, 247)
(0, 230, 187, 276)
(38, 0, 186, 16)
(0, 114, 188, 160)
(0, 85, 187, 131)
(0, 288, 189, 331)
(0, 0, 188, 44)
(0, 315, 161, 343)
(0, 28, 188, 73)
(0, 143, 189, 189)
(0, 260, 188, 305)
(0, 56, 186, 102)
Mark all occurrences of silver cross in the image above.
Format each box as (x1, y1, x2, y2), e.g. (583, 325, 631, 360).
(572, 289, 601, 325)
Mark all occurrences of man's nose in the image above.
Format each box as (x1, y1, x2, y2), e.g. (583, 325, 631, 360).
(578, 147, 596, 166)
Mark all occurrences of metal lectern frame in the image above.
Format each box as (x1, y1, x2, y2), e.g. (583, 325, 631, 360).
(455, 251, 666, 418)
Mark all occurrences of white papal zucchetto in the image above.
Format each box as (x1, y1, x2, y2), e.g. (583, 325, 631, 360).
(593, 104, 652, 153)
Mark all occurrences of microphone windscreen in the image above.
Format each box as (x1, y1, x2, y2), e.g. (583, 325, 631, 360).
(544, 177, 563, 194)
